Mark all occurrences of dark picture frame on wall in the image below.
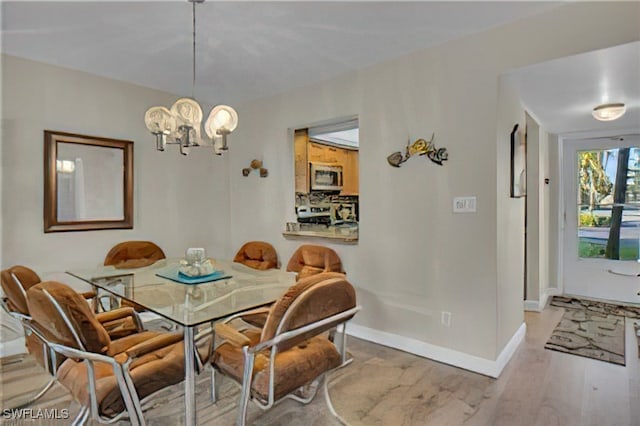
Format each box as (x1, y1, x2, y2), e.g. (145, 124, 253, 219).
(510, 123, 527, 198)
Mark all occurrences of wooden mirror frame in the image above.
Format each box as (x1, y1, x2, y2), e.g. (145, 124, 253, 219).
(44, 130, 134, 232)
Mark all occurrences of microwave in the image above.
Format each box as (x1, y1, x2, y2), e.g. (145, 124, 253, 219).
(310, 163, 343, 191)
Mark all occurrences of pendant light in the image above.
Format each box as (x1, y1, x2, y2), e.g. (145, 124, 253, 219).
(144, 0, 238, 156)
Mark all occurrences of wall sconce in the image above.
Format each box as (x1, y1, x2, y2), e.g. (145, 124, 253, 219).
(242, 159, 268, 177)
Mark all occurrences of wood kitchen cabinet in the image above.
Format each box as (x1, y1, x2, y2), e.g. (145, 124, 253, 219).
(342, 150, 359, 195)
(294, 130, 309, 193)
(308, 142, 346, 164)
(297, 138, 358, 195)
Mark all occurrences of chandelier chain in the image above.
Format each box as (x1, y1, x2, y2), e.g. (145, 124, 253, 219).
(192, 0, 196, 99)
(144, 0, 238, 155)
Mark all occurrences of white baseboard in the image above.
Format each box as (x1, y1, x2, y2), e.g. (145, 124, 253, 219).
(346, 322, 526, 378)
(524, 300, 541, 312)
(542, 287, 561, 308)
(525, 287, 561, 312)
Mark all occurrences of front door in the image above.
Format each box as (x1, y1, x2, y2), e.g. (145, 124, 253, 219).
(562, 135, 639, 303)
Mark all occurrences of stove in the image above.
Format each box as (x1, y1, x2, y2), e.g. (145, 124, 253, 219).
(296, 203, 332, 224)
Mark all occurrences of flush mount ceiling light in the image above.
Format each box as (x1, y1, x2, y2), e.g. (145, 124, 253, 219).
(144, 0, 238, 156)
(592, 103, 626, 122)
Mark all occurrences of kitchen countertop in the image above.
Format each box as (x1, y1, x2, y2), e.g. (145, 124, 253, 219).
(282, 230, 358, 244)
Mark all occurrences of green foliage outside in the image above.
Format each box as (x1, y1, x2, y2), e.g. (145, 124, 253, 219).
(578, 151, 612, 212)
(579, 239, 639, 260)
(578, 212, 611, 227)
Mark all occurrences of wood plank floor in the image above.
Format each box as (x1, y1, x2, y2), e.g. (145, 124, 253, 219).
(1, 306, 638, 425)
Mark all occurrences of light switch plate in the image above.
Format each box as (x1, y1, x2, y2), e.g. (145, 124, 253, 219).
(453, 196, 477, 213)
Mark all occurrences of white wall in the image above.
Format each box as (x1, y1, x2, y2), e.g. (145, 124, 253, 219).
(541, 129, 552, 303)
(1, 55, 232, 275)
(524, 112, 553, 311)
(548, 133, 561, 290)
(0, 5, 3, 269)
(496, 76, 526, 352)
(526, 113, 541, 303)
(229, 2, 640, 364)
(0, 7, 14, 355)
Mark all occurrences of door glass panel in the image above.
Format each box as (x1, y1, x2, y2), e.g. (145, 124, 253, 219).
(577, 147, 640, 260)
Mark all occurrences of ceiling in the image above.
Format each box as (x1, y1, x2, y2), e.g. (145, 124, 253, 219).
(2, 1, 561, 106)
(504, 41, 640, 135)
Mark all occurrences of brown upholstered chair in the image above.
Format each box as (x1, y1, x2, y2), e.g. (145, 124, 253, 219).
(103, 241, 166, 312)
(231, 241, 280, 328)
(104, 241, 166, 269)
(233, 241, 279, 270)
(0, 266, 142, 409)
(0, 266, 58, 407)
(211, 272, 360, 425)
(0, 266, 140, 361)
(26, 281, 204, 425)
(286, 244, 345, 280)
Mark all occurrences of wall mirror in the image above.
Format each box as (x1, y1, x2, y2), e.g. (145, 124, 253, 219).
(44, 130, 133, 232)
(288, 116, 359, 242)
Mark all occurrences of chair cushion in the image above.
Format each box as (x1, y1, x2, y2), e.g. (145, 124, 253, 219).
(239, 312, 269, 329)
(213, 331, 341, 401)
(27, 281, 112, 354)
(1, 266, 41, 314)
(286, 245, 344, 279)
(57, 332, 186, 417)
(298, 265, 324, 280)
(99, 316, 139, 340)
(300, 249, 326, 268)
(261, 273, 352, 344)
(105, 331, 159, 357)
(104, 241, 165, 269)
(233, 241, 278, 270)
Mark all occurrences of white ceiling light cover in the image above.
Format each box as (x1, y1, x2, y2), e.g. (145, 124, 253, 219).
(592, 103, 627, 121)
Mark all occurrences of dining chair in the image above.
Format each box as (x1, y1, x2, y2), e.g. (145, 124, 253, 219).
(286, 244, 345, 280)
(233, 241, 279, 270)
(1, 265, 142, 340)
(103, 241, 166, 313)
(230, 241, 280, 328)
(25, 280, 207, 425)
(210, 272, 360, 425)
(103, 240, 166, 269)
(0, 266, 143, 409)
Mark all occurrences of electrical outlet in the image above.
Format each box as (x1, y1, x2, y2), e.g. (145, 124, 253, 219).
(441, 311, 452, 327)
(453, 196, 477, 213)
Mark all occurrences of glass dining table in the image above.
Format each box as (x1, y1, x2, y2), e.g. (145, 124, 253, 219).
(67, 258, 297, 425)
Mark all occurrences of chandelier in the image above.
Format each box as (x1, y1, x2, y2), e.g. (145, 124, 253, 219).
(144, 0, 238, 156)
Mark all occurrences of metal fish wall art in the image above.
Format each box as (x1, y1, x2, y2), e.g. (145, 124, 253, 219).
(387, 133, 448, 167)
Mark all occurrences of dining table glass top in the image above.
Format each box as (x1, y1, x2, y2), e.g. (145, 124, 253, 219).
(67, 259, 297, 327)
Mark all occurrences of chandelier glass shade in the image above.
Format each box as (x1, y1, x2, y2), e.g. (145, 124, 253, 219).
(144, 0, 238, 156)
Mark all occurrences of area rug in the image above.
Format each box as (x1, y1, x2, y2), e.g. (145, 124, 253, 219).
(545, 296, 626, 365)
(550, 296, 640, 319)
